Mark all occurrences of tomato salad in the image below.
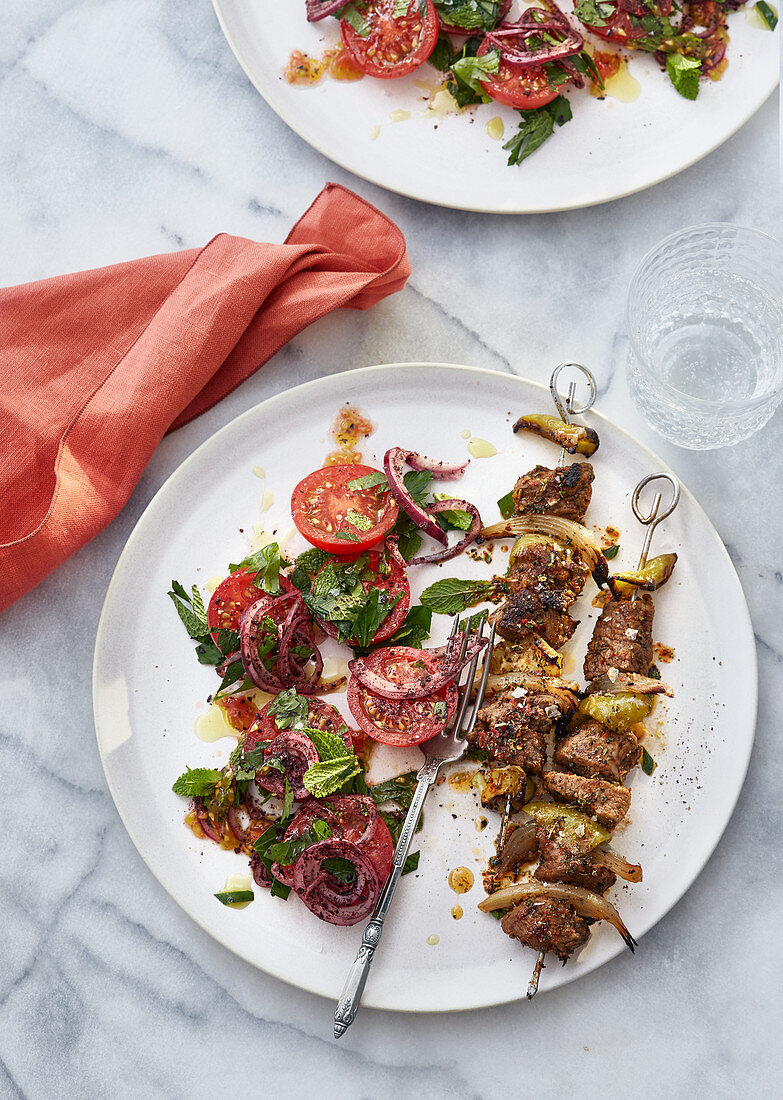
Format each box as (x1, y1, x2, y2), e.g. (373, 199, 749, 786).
(301, 0, 762, 167)
(170, 446, 488, 926)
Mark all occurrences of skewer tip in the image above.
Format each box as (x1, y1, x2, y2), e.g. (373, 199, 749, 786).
(526, 951, 546, 999)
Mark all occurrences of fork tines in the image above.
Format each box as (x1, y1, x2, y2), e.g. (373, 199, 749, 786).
(450, 617, 496, 740)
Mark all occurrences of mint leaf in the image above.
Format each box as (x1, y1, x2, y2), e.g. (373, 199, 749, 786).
(504, 96, 572, 167)
(303, 757, 363, 798)
(168, 583, 208, 639)
(172, 767, 223, 798)
(294, 547, 333, 574)
(267, 688, 311, 731)
(381, 604, 432, 649)
(420, 576, 495, 614)
(393, 0, 409, 17)
(301, 724, 350, 762)
(497, 490, 515, 519)
(368, 771, 418, 811)
(350, 586, 402, 649)
(451, 47, 499, 95)
(334, 530, 360, 543)
(402, 850, 420, 876)
(428, 32, 454, 72)
(604, 543, 620, 560)
(641, 747, 657, 776)
(321, 856, 358, 885)
(666, 53, 701, 100)
(346, 471, 388, 492)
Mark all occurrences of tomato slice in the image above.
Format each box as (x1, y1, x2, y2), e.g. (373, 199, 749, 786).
(477, 39, 560, 109)
(273, 795, 393, 886)
(252, 695, 353, 750)
(316, 544, 410, 647)
(206, 570, 295, 642)
(347, 646, 458, 747)
(574, 2, 646, 44)
(291, 464, 398, 553)
(219, 696, 259, 733)
(341, 0, 438, 79)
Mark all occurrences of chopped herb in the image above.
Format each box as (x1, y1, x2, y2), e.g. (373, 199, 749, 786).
(346, 508, 373, 531)
(504, 96, 573, 167)
(432, 700, 447, 718)
(334, 530, 360, 542)
(392, 0, 409, 15)
(321, 856, 358, 884)
(379, 604, 432, 650)
(172, 766, 223, 799)
(266, 819, 333, 866)
(666, 53, 701, 101)
(340, 2, 371, 36)
(346, 471, 389, 492)
(755, 1, 778, 29)
(497, 490, 515, 519)
(604, 543, 620, 559)
(281, 779, 294, 821)
(433, 492, 472, 531)
(229, 542, 285, 594)
(647, 664, 661, 681)
(402, 850, 420, 876)
(571, 50, 604, 92)
(428, 31, 455, 71)
(489, 908, 504, 920)
(214, 890, 254, 906)
(420, 576, 496, 614)
(368, 771, 418, 811)
(433, 0, 508, 31)
(451, 46, 499, 96)
(641, 747, 657, 776)
(573, 0, 615, 26)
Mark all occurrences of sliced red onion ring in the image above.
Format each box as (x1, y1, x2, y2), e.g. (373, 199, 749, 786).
(305, 0, 344, 21)
(384, 448, 448, 545)
(250, 853, 273, 889)
(193, 797, 223, 844)
(271, 795, 378, 886)
(404, 451, 470, 480)
(256, 729, 320, 801)
(485, 5, 584, 66)
(409, 499, 481, 565)
(293, 839, 380, 926)
(239, 592, 324, 694)
(349, 632, 487, 701)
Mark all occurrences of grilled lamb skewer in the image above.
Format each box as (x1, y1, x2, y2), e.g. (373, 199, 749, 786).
(494, 473, 679, 996)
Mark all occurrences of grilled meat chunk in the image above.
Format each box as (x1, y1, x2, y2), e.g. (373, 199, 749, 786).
(507, 541, 589, 610)
(473, 689, 568, 773)
(554, 721, 641, 782)
(501, 897, 590, 961)
(491, 588, 577, 649)
(534, 827, 616, 894)
(543, 771, 631, 830)
(583, 593, 654, 681)
(512, 463, 594, 523)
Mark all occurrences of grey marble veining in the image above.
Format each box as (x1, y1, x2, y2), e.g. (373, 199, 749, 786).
(1, 2, 781, 1097)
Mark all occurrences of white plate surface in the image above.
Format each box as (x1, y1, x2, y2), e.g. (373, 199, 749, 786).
(212, 1, 778, 213)
(94, 363, 756, 1011)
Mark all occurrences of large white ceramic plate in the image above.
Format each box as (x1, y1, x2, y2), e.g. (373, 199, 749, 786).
(94, 363, 756, 1011)
(212, 1, 777, 213)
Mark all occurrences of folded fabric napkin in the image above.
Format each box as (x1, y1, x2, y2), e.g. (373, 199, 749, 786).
(0, 183, 409, 614)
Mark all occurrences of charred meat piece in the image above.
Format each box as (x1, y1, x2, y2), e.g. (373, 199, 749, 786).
(491, 588, 577, 649)
(501, 897, 590, 961)
(543, 771, 631, 830)
(554, 720, 641, 782)
(512, 463, 594, 523)
(507, 541, 589, 610)
(583, 593, 654, 682)
(534, 827, 616, 894)
(473, 689, 570, 773)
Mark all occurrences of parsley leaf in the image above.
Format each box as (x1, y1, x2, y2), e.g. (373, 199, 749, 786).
(172, 767, 223, 798)
(452, 46, 499, 96)
(666, 53, 701, 100)
(504, 96, 573, 167)
(433, 493, 472, 531)
(420, 576, 496, 614)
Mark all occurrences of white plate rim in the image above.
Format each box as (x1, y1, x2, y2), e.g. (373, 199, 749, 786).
(210, 0, 778, 214)
(93, 361, 758, 1012)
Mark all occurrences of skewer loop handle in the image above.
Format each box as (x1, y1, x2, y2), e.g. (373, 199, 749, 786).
(549, 363, 597, 422)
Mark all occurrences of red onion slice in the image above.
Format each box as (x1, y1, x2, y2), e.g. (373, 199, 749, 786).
(408, 499, 481, 565)
(485, 16, 584, 66)
(305, 0, 344, 20)
(349, 632, 487, 701)
(193, 797, 223, 844)
(293, 839, 380, 926)
(256, 729, 320, 801)
(239, 592, 324, 694)
(384, 447, 448, 545)
(404, 451, 470, 480)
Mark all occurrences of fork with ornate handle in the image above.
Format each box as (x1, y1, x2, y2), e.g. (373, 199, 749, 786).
(334, 618, 496, 1039)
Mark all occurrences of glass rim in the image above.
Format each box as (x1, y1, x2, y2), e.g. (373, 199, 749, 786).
(625, 222, 783, 405)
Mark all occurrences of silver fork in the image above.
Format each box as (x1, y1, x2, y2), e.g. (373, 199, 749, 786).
(333, 617, 496, 1039)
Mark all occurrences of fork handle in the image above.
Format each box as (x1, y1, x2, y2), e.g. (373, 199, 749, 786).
(333, 762, 439, 1038)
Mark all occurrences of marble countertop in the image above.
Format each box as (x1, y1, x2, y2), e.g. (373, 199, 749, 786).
(1, 2, 781, 1097)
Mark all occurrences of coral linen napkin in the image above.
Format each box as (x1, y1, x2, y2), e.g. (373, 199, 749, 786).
(0, 184, 410, 614)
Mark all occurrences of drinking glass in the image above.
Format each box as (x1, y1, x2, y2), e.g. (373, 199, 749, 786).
(626, 224, 783, 449)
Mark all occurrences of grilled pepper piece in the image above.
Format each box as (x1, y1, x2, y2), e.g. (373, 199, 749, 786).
(513, 414, 600, 456)
(578, 691, 654, 731)
(523, 800, 611, 853)
(611, 553, 678, 595)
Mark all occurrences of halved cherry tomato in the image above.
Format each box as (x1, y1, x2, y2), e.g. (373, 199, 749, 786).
(477, 39, 560, 109)
(575, 2, 645, 44)
(207, 571, 294, 641)
(219, 696, 259, 733)
(272, 795, 393, 887)
(291, 464, 398, 553)
(341, 0, 438, 80)
(347, 646, 458, 747)
(316, 545, 410, 647)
